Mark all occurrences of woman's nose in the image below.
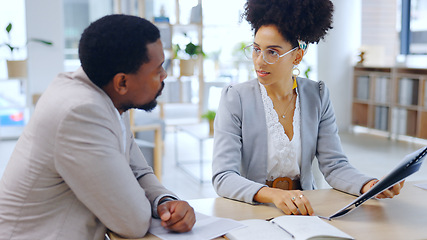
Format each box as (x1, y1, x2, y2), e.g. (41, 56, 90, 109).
(254, 52, 266, 66)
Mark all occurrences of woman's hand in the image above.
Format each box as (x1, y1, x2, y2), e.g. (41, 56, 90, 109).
(361, 179, 405, 199)
(254, 187, 314, 215)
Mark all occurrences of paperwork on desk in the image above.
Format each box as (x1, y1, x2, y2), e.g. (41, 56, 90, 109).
(148, 211, 245, 240)
(225, 216, 353, 240)
(324, 145, 427, 220)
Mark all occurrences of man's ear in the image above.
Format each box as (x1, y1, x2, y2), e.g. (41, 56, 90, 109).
(112, 73, 128, 95)
(293, 48, 304, 65)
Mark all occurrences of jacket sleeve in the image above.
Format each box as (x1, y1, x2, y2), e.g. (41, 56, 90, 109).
(54, 103, 152, 238)
(212, 85, 266, 204)
(315, 81, 374, 196)
(127, 133, 177, 218)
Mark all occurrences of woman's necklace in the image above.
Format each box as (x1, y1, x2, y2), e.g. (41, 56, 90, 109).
(281, 92, 296, 119)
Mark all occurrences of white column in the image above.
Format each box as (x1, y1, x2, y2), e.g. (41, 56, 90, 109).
(25, 0, 64, 109)
(317, 0, 361, 131)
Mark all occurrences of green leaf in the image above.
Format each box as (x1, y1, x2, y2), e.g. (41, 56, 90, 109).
(6, 23, 12, 33)
(304, 66, 311, 79)
(29, 38, 53, 46)
(172, 44, 181, 59)
(4, 43, 18, 53)
(184, 42, 204, 58)
(185, 42, 198, 56)
(201, 110, 216, 120)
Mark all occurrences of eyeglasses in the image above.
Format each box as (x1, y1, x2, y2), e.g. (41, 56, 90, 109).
(243, 44, 298, 64)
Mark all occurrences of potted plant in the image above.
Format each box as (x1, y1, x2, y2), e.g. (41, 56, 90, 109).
(1, 22, 53, 78)
(180, 41, 204, 76)
(173, 34, 204, 77)
(201, 110, 216, 136)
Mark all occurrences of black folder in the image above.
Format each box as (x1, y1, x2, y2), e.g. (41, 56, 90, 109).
(323, 146, 427, 220)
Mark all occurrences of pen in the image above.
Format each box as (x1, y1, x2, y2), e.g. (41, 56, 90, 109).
(318, 215, 331, 221)
(271, 220, 295, 239)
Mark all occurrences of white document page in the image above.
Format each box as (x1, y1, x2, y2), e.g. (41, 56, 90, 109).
(148, 212, 244, 240)
(272, 216, 353, 240)
(226, 216, 353, 240)
(225, 219, 294, 240)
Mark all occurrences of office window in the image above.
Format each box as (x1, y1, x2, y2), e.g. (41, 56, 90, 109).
(63, 0, 113, 70)
(400, 0, 427, 55)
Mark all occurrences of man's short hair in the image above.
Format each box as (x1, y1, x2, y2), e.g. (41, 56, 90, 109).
(79, 14, 160, 88)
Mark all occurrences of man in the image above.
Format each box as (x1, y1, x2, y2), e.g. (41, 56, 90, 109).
(0, 14, 195, 239)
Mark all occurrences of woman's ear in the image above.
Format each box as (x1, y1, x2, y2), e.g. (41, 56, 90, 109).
(112, 73, 128, 95)
(293, 48, 304, 65)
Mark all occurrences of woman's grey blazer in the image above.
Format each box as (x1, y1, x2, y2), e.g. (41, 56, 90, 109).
(212, 78, 374, 204)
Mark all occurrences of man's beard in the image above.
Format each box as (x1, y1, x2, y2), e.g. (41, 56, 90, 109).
(121, 81, 164, 112)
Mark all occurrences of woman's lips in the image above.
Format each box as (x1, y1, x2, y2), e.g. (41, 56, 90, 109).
(256, 70, 270, 77)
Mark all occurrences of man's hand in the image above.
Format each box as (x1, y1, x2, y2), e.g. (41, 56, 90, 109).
(157, 200, 196, 233)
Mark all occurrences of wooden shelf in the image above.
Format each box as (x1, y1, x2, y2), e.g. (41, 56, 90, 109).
(352, 103, 369, 127)
(130, 0, 205, 120)
(352, 66, 427, 139)
(419, 111, 427, 139)
(153, 0, 205, 120)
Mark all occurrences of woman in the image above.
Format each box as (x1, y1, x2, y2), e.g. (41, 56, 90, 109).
(212, 0, 403, 216)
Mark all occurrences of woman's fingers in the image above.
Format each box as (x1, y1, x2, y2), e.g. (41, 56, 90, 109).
(276, 191, 314, 216)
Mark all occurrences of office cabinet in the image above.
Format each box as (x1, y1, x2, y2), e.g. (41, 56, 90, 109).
(352, 66, 427, 139)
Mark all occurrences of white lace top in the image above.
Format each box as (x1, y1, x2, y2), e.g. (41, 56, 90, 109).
(259, 82, 302, 181)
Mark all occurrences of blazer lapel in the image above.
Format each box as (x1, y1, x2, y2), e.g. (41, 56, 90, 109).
(297, 78, 318, 190)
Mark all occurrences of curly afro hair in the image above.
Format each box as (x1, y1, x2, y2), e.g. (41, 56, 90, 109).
(243, 0, 334, 47)
(79, 14, 160, 88)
